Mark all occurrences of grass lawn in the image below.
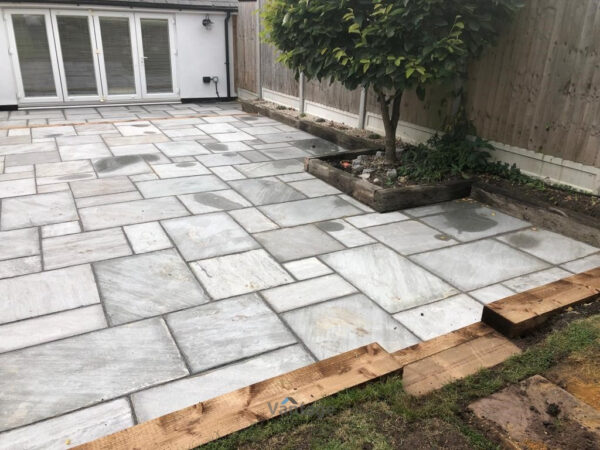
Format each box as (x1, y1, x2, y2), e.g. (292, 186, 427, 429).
(201, 309, 600, 449)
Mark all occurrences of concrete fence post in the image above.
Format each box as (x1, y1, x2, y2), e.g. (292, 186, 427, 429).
(358, 87, 367, 129)
(299, 72, 306, 114)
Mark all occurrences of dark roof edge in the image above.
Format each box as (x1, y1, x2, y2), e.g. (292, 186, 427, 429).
(6, 0, 238, 12)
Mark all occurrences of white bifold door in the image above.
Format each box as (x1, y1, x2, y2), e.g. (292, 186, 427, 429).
(5, 9, 178, 105)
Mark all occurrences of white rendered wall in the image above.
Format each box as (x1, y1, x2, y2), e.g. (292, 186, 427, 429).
(0, 12, 18, 105)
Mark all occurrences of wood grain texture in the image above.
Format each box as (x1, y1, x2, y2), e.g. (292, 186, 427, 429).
(76, 343, 402, 450)
(235, 2, 258, 93)
(402, 332, 522, 396)
(483, 267, 600, 337)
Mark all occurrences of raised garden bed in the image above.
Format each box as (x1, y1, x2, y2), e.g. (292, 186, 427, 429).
(472, 179, 600, 248)
(305, 148, 473, 212)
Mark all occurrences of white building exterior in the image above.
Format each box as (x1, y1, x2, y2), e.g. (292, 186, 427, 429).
(0, 0, 236, 108)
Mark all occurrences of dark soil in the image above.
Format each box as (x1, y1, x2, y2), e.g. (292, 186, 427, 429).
(478, 174, 600, 219)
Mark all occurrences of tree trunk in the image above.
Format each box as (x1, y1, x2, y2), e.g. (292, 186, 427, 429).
(377, 90, 403, 164)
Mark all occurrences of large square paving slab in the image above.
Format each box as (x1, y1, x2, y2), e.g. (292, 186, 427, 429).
(411, 239, 550, 291)
(229, 177, 305, 205)
(283, 294, 420, 359)
(0, 318, 187, 432)
(259, 196, 362, 227)
(166, 294, 296, 372)
(94, 250, 209, 325)
(321, 244, 457, 313)
(162, 213, 259, 261)
(364, 220, 457, 254)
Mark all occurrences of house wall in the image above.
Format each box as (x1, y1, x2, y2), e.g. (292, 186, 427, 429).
(0, 2, 235, 106)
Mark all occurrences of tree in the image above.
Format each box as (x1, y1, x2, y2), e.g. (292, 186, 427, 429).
(261, 0, 523, 163)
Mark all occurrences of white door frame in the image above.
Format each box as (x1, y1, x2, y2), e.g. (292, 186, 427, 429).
(50, 9, 103, 102)
(4, 9, 64, 104)
(134, 12, 179, 100)
(92, 11, 142, 102)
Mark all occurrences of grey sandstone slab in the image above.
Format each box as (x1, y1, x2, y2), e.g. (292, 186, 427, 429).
(166, 294, 296, 373)
(196, 152, 250, 167)
(234, 160, 304, 178)
(229, 177, 305, 206)
(163, 213, 259, 261)
(469, 284, 515, 305)
(115, 121, 161, 136)
(0, 255, 41, 279)
(283, 257, 333, 280)
(92, 155, 155, 178)
(211, 165, 246, 181)
(321, 244, 457, 313)
(290, 138, 346, 156)
(259, 147, 310, 160)
(156, 141, 210, 157)
(70, 176, 135, 198)
(254, 224, 344, 262)
(0, 142, 56, 156)
(0, 178, 36, 198)
(403, 199, 479, 218)
(191, 249, 293, 299)
(345, 211, 409, 228)
(421, 206, 530, 242)
(124, 222, 172, 254)
(0, 264, 99, 325)
(0, 227, 39, 261)
(178, 190, 251, 214)
(132, 345, 314, 423)
(79, 197, 189, 231)
(498, 228, 599, 265)
(43, 228, 132, 269)
(41, 220, 81, 238)
(0, 399, 133, 450)
(316, 219, 376, 248)
(136, 175, 227, 198)
(228, 207, 278, 233)
(0, 318, 187, 432)
(259, 196, 362, 227)
(412, 239, 550, 291)
(262, 274, 357, 312)
(4, 150, 60, 167)
(95, 249, 209, 325)
(36, 160, 94, 177)
(0, 305, 107, 354)
(289, 178, 341, 197)
(502, 267, 571, 293)
(283, 294, 420, 359)
(59, 142, 112, 161)
(75, 191, 143, 208)
(561, 253, 600, 273)
(204, 141, 252, 153)
(393, 294, 484, 341)
(1, 191, 78, 230)
(257, 131, 314, 144)
(152, 161, 210, 178)
(364, 220, 457, 255)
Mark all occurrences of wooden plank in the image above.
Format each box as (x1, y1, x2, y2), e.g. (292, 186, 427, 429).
(392, 322, 494, 367)
(76, 343, 402, 450)
(483, 267, 600, 337)
(402, 332, 522, 396)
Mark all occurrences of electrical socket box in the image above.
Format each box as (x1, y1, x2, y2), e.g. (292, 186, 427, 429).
(202, 76, 211, 83)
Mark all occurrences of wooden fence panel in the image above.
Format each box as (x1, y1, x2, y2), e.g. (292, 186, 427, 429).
(235, 2, 258, 93)
(304, 79, 362, 114)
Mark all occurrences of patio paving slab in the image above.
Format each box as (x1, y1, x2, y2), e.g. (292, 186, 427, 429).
(393, 294, 484, 340)
(0, 255, 41, 279)
(420, 206, 530, 242)
(262, 274, 357, 312)
(288, 178, 341, 197)
(228, 207, 279, 233)
(196, 152, 250, 167)
(229, 177, 305, 205)
(502, 267, 572, 293)
(69, 176, 135, 198)
(0, 318, 186, 432)
(254, 224, 344, 262)
(43, 228, 132, 269)
(179, 189, 251, 214)
(132, 345, 314, 423)
(469, 284, 516, 305)
(0, 305, 107, 354)
(75, 191, 142, 208)
(283, 257, 333, 280)
(259, 195, 362, 227)
(259, 146, 310, 160)
(166, 294, 296, 373)
(0, 399, 133, 450)
(317, 219, 376, 248)
(41, 220, 81, 238)
(79, 197, 189, 231)
(0, 227, 39, 260)
(234, 160, 304, 178)
(283, 294, 420, 360)
(412, 239, 550, 291)
(561, 253, 600, 273)
(0, 191, 78, 230)
(191, 249, 293, 299)
(124, 222, 172, 254)
(0, 264, 99, 325)
(498, 228, 599, 264)
(0, 178, 35, 198)
(136, 175, 227, 198)
(364, 220, 457, 255)
(92, 155, 152, 177)
(152, 161, 210, 178)
(163, 213, 259, 261)
(59, 142, 111, 161)
(95, 250, 209, 325)
(321, 244, 457, 313)
(345, 211, 408, 228)
(155, 141, 210, 157)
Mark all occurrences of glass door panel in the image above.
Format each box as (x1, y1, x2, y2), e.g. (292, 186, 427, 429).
(95, 15, 140, 99)
(136, 15, 177, 97)
(52, 12, 102, 101)
(7, 11, 63, 102)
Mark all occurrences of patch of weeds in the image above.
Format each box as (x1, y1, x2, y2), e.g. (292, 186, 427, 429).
(315, 117, 326, 123)
(368, 133, 381, 139)
(299, 113, 306, 118)
(276, 105, 288, 110)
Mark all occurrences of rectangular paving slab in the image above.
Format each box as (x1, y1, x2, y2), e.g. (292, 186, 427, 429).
(70, 176, 135, 198)
(259, 196, 362, 227)
(79, 197, 189, 231)
(0, 265, 100, 324)
(0, 318, 187, 432)
(228, 177, 306, 206)
(166, 294, 296, 373)
(0, 227, 39, 261)
(1, 191, 78, 230)
(136, 175, 227, 198)
(94, 249, 209, 325)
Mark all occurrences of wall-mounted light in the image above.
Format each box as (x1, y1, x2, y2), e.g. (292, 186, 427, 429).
(202, 15, 213, 28)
